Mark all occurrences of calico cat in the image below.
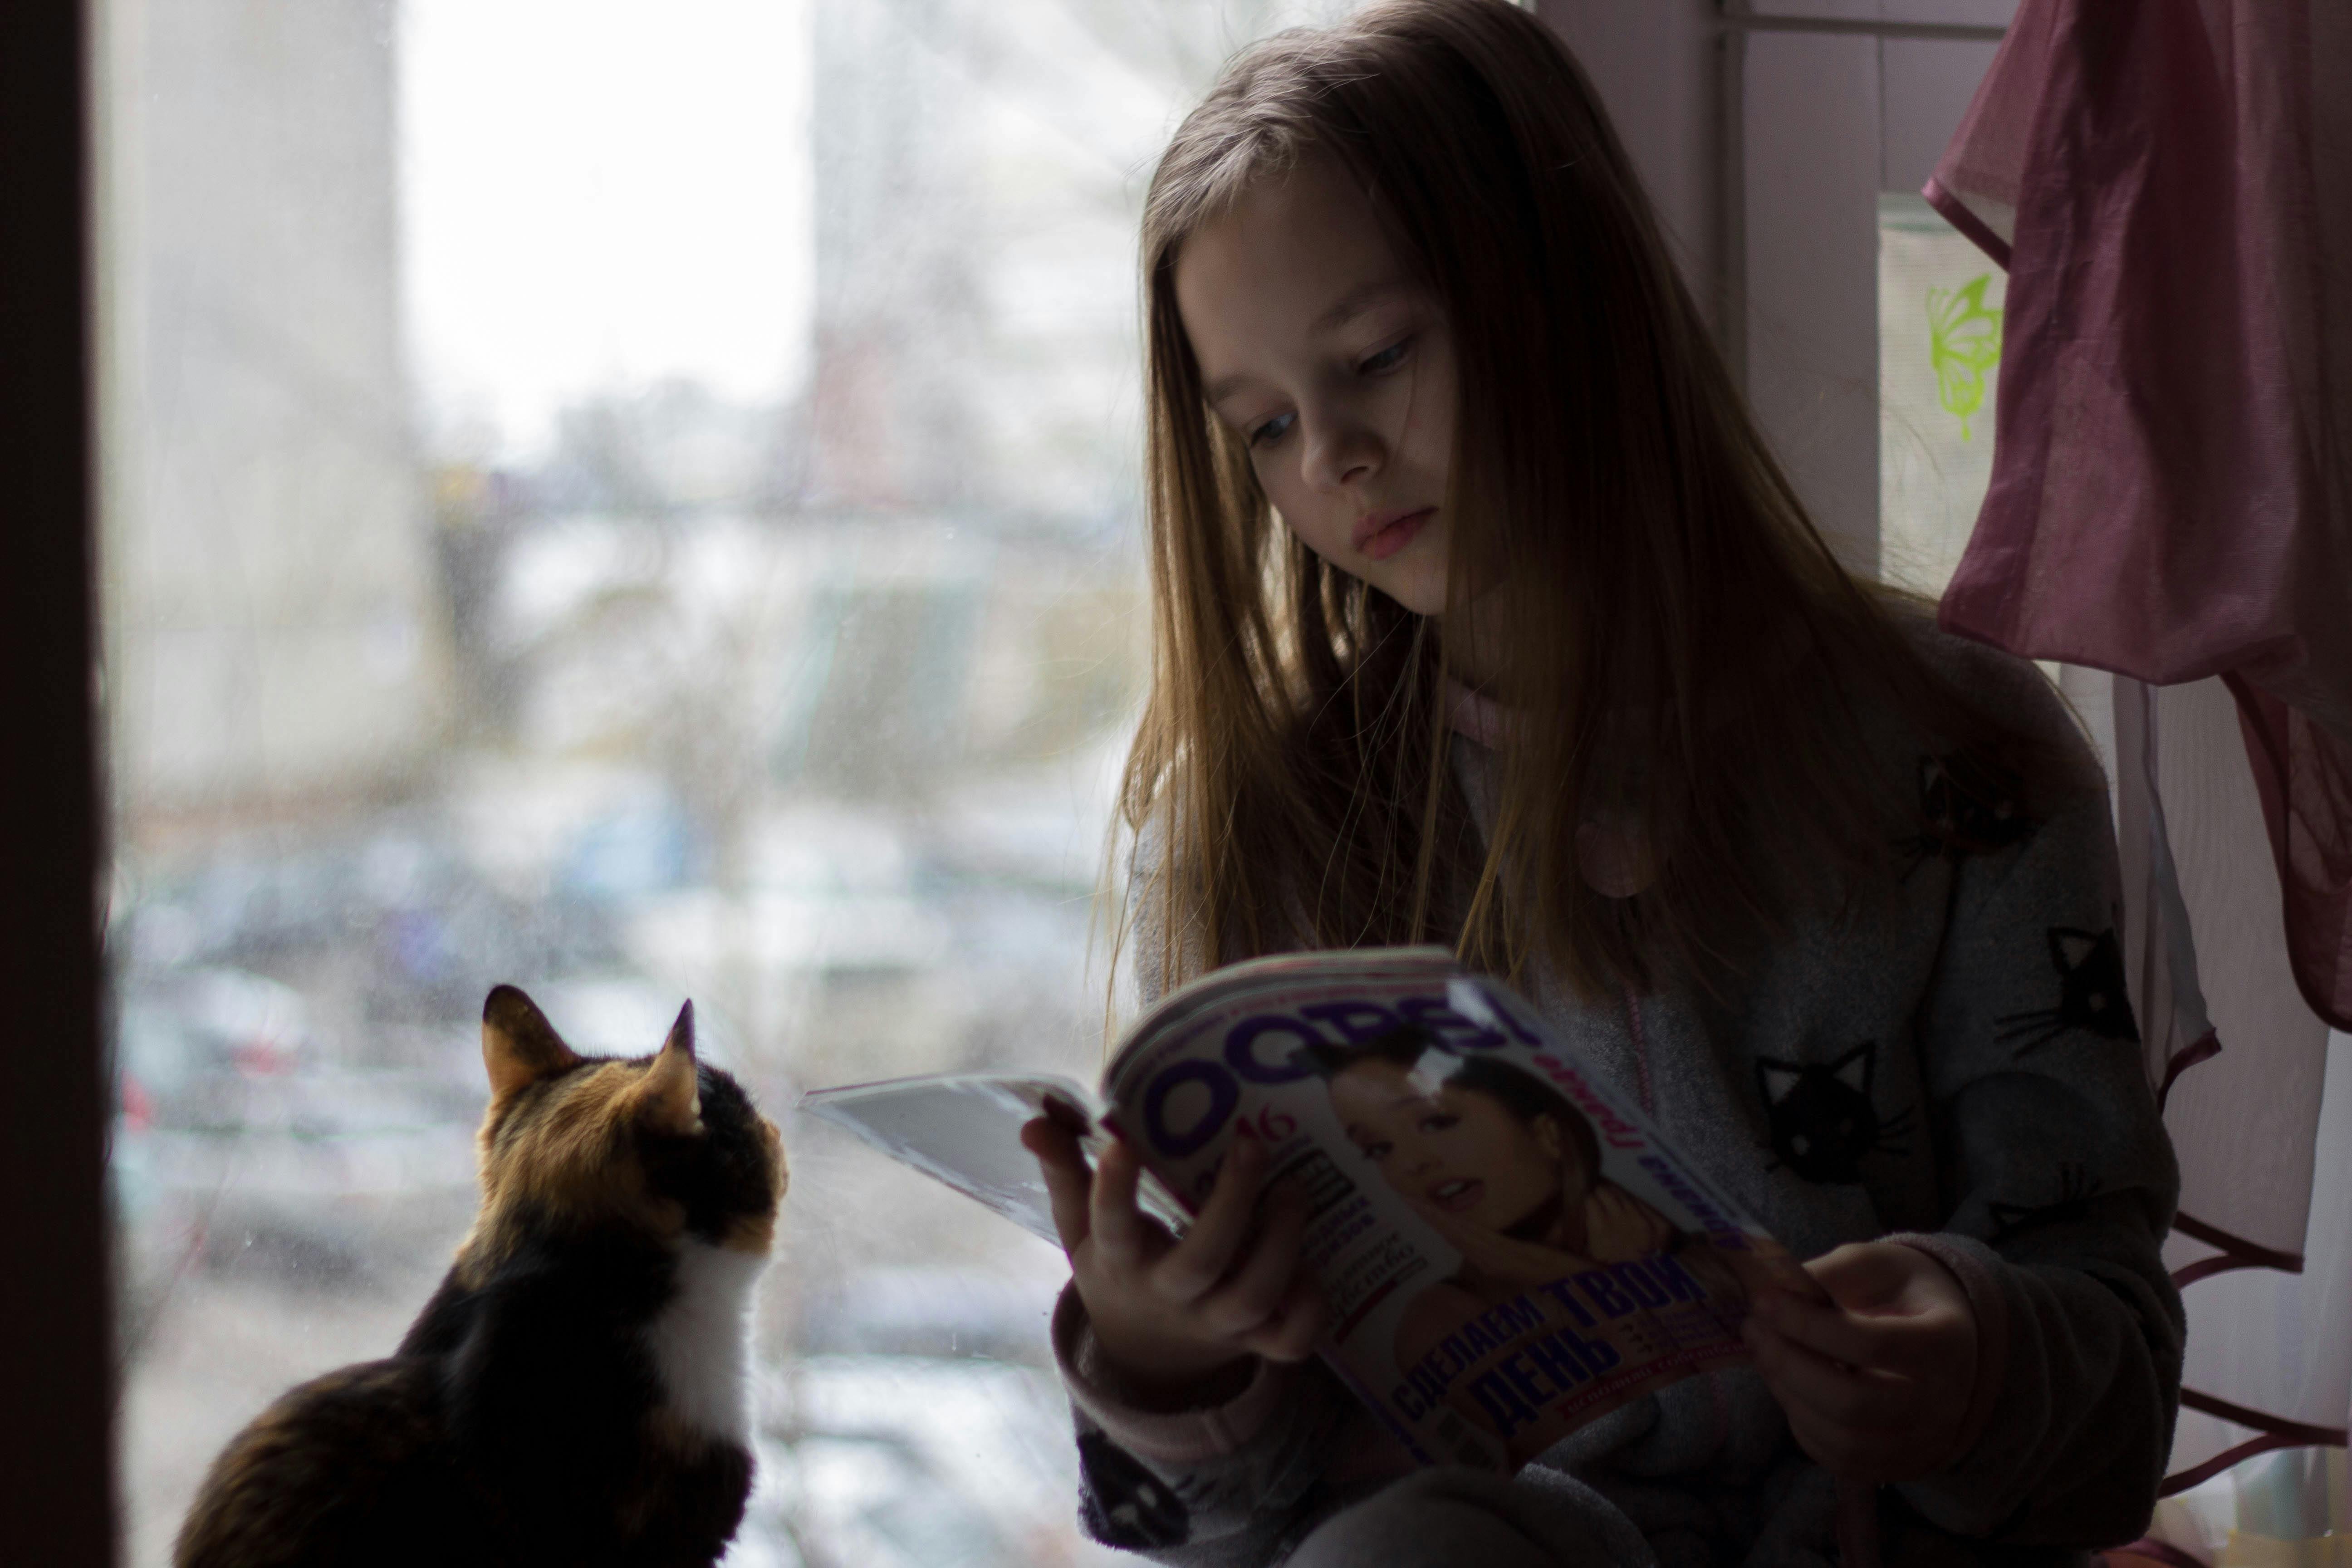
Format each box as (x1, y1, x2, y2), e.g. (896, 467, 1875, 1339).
(175, 985, 787, 1568)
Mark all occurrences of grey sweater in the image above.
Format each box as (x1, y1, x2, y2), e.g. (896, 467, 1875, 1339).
(1054, 630, 2185, 1568)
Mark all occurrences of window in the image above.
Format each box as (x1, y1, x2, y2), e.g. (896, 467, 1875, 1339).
(101, 3, 1367, 1562)
(1877, 191, 2005, 598)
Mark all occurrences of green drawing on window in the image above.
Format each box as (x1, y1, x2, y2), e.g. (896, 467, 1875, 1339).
(1927, 275, 2004, 441)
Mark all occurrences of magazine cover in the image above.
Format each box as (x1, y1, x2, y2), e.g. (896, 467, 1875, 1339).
(803, 948, 1811, 1473)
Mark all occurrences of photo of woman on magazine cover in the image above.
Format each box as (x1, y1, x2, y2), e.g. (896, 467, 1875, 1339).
(1309, 1024, 1766, 1439)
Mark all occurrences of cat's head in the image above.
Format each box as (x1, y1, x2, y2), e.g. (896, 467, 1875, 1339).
(461, 985, 787, 1274)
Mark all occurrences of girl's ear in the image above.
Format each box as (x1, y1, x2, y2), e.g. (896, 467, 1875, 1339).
(1533, 1113, 1566, 1164)
(481, 985, 581, 1098)
(634, 1000, 703, 1137)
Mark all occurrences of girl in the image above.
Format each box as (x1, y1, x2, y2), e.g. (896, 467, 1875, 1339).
(1022, 2, 2183, 1563)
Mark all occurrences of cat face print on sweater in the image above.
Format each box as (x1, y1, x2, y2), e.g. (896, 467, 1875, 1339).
(1996, 927, 2140, 1058)
(174, 986, 788, 1568)
(1754, 1041, 1915, 1186)
(1898, 750, 2039, 877)
(1077, 1429, 1192, 1550)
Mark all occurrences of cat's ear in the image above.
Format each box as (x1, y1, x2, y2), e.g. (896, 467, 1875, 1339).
(634, 1000, 703, 1137)
(1755, 1060, 1802, 1105)
(1830, 1042, 1874, 1094)
(482, 985, 581, 1098)
(2052, 929, 2101, 971)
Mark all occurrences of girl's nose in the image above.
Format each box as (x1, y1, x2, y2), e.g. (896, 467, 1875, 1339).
(1300, 410, 1382, 493)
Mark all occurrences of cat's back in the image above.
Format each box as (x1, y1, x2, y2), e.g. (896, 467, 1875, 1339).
(173, 1355, 488, 1568)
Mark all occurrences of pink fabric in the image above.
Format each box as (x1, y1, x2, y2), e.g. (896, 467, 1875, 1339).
(1925, 0, 2352, 1032)
(2111, 674, 2329, 1277)
(1443, 680, 1512, 751)
(1441, 680, 1654, 898)
(1931, 0, 2352, 1498)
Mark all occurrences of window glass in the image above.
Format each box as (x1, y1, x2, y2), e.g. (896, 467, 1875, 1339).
(1877, 191, 2007, 598)
(102, 3, 1364, 1562)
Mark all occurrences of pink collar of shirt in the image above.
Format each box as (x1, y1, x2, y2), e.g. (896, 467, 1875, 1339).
(1440, 679, 1650, 899)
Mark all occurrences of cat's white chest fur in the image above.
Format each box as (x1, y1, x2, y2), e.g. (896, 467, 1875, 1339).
(646, 1240, 768, 1446)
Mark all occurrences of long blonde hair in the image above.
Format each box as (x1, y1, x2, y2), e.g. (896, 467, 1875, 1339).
(1121, 0, 2061, 1002)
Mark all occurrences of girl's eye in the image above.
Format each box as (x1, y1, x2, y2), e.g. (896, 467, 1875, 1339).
(1248, 412, 1295, 448)
(1418, 1112, 1458, 1134)
(1358, 1140, 1391, 1163)
(1359, 338, 1411, 375)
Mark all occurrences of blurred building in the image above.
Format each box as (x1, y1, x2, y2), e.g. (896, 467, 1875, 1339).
(99, 0, 449, 846)
(806, 0, 1319, 529)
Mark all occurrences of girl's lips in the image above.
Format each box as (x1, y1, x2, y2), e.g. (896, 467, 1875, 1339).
(1357, 506, 1434, 563)
(1427, 1176, 1484, 1214)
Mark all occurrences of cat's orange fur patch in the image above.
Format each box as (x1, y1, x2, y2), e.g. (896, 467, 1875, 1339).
(459, 1059, 689, 1283)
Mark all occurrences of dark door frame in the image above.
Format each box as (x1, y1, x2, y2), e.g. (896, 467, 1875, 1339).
(0, 0, 116, 1561)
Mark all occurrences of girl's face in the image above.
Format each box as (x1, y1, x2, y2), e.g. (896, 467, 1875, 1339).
(1173, 156, 1457, 619)
(1329, 1060, 1567, 1235)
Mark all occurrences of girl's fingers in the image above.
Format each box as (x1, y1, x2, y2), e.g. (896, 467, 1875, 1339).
(1199, 1185, 1307, 1336)
(1747, 1320, 1915, 1433)
(1244, 1270, 1328, 1362)
(1804, 1242, 1920, 1311)
(1754, 1280, 1960, 1378)
(1784, 1405, 1886, 1480)
(1022, 1118, 1094, 1253)
(1088, 1137, 1156, 1269)
(1151, 1137, 1266, 1304)
(1751, 1290, 1905, 1372)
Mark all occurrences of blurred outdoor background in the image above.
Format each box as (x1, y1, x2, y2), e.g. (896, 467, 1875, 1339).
(93, 0, 2065, 1558)
(95, 2, 1364, 1563)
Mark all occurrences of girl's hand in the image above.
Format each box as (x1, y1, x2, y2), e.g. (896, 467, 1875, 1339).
(1023, 1118, 1326, 1410)
(1742, 1242, 1980, 1484)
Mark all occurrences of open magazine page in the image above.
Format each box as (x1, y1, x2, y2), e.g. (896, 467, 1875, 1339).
(1101, 951, 1810, 1473)
(799, 1073, 1101, 1245)
(800, 1074, 1194, 1247)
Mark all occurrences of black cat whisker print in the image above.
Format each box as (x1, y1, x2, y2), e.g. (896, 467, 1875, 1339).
(1986, 1162, 2104, 1246)
(1754, 1041, 1913, 1186)
(1996, 928, 2141, 1058)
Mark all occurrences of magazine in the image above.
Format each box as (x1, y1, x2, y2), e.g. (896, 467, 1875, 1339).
(801, 947, 1812, 1473)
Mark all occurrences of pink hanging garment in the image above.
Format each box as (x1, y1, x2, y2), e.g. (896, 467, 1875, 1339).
(1925, 0, 2352, 1503)
(1927, 0, 2352, 1030)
